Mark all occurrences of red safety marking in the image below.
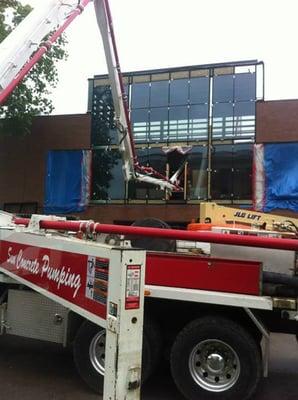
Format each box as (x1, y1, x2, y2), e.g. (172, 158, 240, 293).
(146, 252, 261, 296)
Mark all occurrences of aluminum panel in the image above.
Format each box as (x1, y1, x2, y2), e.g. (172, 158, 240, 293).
(211, 244, 295, 275)
(6, 289, 68, 344)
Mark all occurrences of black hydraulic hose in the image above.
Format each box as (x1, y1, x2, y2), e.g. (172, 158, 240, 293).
(263, 283, 298, 297)
(263, 271, 298, 289)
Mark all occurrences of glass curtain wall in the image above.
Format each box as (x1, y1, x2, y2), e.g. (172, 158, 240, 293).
(211, 144, 253, 200)
(212, 71, 256, 139)
(130, 72, 209, 144)
(91, 149, 125, 202)
(90, 62, 261, 204)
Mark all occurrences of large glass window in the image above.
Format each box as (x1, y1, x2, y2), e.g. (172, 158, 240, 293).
(91, 86, 117, 146)
(213, 74, 234, 103)
(189, 104, 208, 140)
(212, 103, 234, 139)
(212, 72, 256, 141)
(170, 78, 189, 106)
(233, 144, 253, 199)
(90, 63, 258, 204)
(128, 148, 149, 201)
(150, 80, 169, 107)
(128, 147, 167, 201)
(149, 107, 169, 143)
(234, 101, 255, 138)
(234, 72, 256, 101)
(168, 106, 189, 142)
(91, 66, 257, 146)
(92, 149, 125, 201)
(131, 82, 150, 108)
(211, 145, 233, 199)
(131, 108, 149, 143)
(211, 144, 253, 200)
(190, 77, 209, 104)
(187, 146, 208, 200)
(148, 147, 167, 200)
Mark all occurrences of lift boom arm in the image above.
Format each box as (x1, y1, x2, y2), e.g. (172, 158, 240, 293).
(0, 0, 180, 191)
(199, 202, 298, 234)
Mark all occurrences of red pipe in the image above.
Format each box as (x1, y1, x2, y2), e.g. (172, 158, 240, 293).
(13, 218, 298, 251)
(0, 0, 91, 105)
(14, 217, 30, 226)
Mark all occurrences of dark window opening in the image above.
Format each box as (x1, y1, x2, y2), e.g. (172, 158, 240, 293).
(92, 149, 125, 201)
(211, 145, 233, 200)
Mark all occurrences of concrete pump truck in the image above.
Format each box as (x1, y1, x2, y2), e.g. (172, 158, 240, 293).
(0, 2, 298, 400)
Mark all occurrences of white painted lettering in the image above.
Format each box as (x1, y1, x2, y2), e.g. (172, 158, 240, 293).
(6, 247, 81, 298)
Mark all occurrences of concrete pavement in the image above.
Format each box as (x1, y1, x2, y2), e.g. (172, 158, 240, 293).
(0, 333, 297, 399)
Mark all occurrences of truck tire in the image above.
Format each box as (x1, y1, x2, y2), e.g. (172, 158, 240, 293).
(73, 317, 162, 393)
(170, 316, 261, 400)
(129, 218, 176, 252)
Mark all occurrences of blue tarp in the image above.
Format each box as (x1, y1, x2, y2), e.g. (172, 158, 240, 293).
(44, 150, 91, 214)
(264, 143, 298, 212)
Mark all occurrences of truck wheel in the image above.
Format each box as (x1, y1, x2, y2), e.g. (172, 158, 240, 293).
(73, 317, 161, 393)
(170, 316, 261, 400)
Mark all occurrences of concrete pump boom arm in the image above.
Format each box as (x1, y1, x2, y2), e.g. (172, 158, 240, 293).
(0, 0, 92, 104)
(0, 0, 181, 192)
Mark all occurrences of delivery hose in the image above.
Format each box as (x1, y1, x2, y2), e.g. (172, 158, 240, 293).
(263, 271, 298, 289)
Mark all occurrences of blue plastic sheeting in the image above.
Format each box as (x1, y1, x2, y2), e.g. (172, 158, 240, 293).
(264, 143, 298, 212)
(44, 150, 91, 214)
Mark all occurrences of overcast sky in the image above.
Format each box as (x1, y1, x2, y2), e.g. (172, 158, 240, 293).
(20, 0, 298, 115)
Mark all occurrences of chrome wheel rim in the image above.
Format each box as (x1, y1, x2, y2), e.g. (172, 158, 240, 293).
(89, 330, 106, 375)
(189, 339, 240, 392)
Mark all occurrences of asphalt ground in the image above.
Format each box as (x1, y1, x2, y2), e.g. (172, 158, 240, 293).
(0, 333, 297, 400)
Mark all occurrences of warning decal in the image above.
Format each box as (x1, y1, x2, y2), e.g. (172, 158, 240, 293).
(86, 256, 109, 305)
(125, 265, 141, 310)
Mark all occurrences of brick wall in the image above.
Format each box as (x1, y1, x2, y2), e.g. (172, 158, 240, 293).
(0, 114, 91, 210)
(256, 100, 298, 143)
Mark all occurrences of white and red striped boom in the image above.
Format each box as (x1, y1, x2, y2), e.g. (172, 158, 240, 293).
(0, 0, 91, 104)
(0, 0, 181, 192)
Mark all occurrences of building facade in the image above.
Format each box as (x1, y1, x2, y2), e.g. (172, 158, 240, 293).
(2, 60, 298, 224)
(89, 60, 264, 208)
